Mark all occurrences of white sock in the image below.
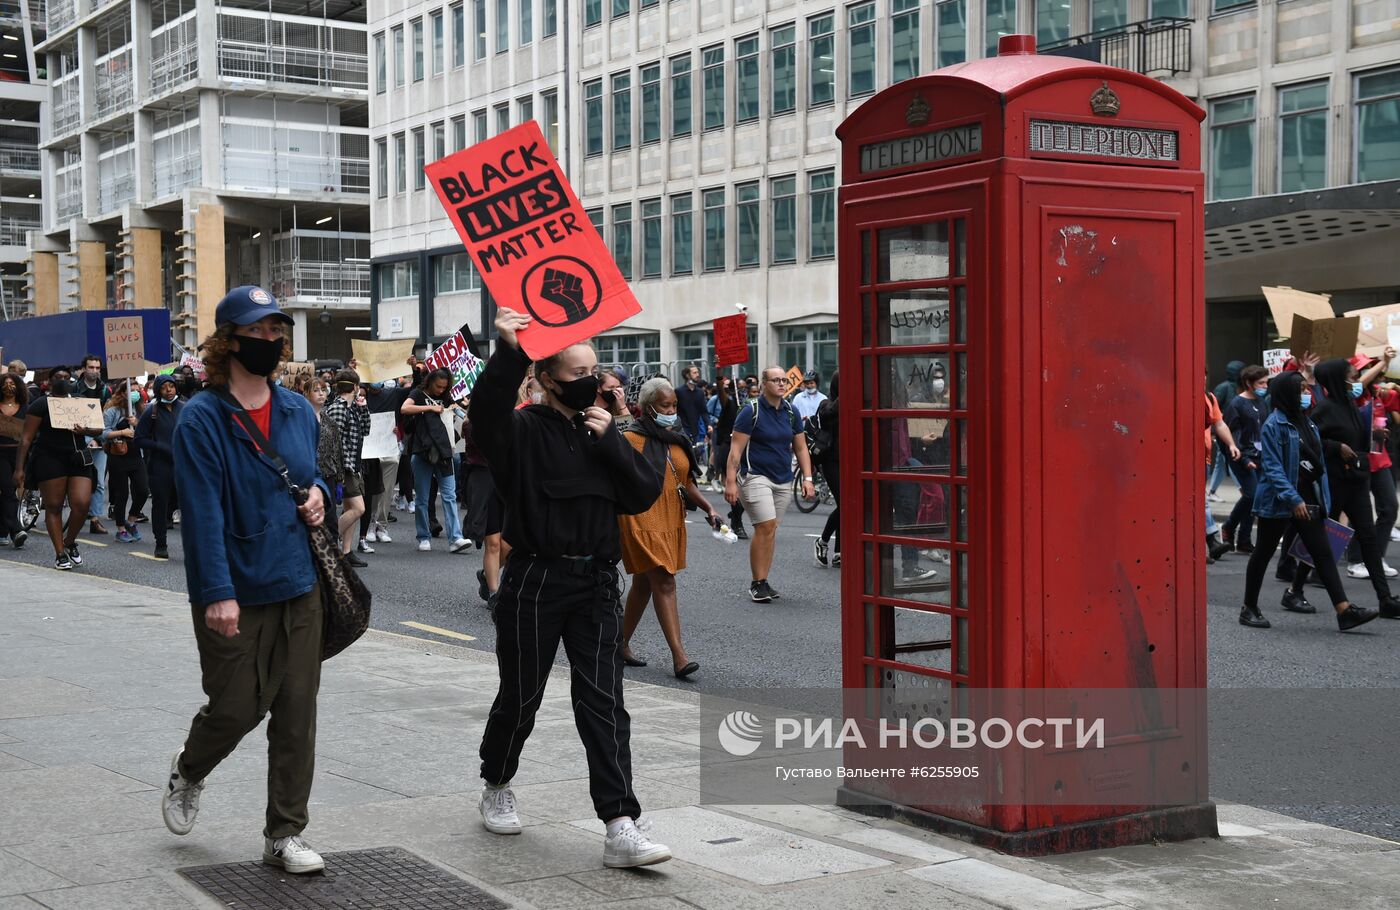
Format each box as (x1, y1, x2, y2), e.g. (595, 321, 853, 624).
(484, 781, 510, 792)
(605, 817, 633, 837)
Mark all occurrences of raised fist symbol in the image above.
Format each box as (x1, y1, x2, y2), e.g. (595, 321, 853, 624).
(541, 267, 588, 324)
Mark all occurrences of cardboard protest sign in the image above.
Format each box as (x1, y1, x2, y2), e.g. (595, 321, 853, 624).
(425, 121, 642, 360)
(1262, 349, 1290, 376)
(423, 324, 485, 402)
(1262, 286, 1334, 339)
(180, 353, 205, 376)
(283, 362, 315, 385)
(1289, 518, 1354, 568)
(102, 316, 145, 378)
(352, 338, 416, 384)
(713, 314, 749, 368)
(47, 397, 102, 430)
(360, 411, 400, 460)
(785, 365, 805, 397)
(1343, 302, 1400, 378)
(1290, 313, 1358, 361)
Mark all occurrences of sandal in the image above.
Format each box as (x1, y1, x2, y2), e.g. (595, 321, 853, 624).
(674, 661, 699, 679)
(623, 653, 647, 668)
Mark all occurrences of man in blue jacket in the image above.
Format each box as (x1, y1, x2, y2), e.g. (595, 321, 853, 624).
(135, 374, 184, 559)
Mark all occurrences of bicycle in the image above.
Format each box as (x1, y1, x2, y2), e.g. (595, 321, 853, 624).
(792, 461, 833, 514)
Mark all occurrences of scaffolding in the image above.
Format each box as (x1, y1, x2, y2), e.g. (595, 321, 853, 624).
(217, 8, 367, 91)
(93, 13, 134, 119)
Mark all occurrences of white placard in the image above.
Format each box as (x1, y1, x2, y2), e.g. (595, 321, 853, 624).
(47, 397, 102, 430)
(359, 411, 399, 461)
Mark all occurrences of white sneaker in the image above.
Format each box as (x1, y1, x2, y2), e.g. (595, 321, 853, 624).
(263, 834, 325, 874)
(418, 540, 431, 552)
(1206, 492, 1221, 502)
(1385, 561, 1399, 578)
(364, 528, 379, 543)
(171, 509, 181, 525)
(375, 523, 392, 543)
(358, 539, 375, 554)
(1347, 563, 1370, 579)
(1392, 527, 1400, 543)
(450, 537, 473, 553)
(603, 819, 672, 868)
(161, 748, 204, 836)
(479, 784, 522, 835)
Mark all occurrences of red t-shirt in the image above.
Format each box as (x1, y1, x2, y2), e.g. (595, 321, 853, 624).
(247, 398, 272, 442)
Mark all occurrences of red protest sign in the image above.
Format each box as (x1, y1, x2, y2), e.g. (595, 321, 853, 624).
(713, 314, 749, 368)
(425, 121, 641, 360)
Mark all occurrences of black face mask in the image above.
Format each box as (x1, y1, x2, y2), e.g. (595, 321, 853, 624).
(50, 378, 72, 395)
(549, 374, 599, 412)
(230, 334, 283, 377)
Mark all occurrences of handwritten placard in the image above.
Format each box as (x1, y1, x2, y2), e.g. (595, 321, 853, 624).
(359, 411, 400, 460)
(352, 338, 416, 384)
(1262, 349, 1290, 376)
(47, 397, 102, 430)
(103, 316, 145, 378)
(713, 314, 749, 368)
(423, 325, 485, 402)
(785, 365, 805, 397)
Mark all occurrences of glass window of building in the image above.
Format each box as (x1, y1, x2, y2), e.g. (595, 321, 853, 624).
(640, 0, 657, 8)
(452, 4, 465, 67)
(392, 25, 405, 86)
(411, 18, 424, 81)
(474, 0, 487, 58)
(379, 260, 420, 299)
(703, 45, 725, 130)
(496, 0, 508, 51)
(1213, 0, 1250, 11)
(809, 14, 835, 107)
(495, 102, 510, 134)
(374, 33, 386, 92)
(671, 54, 693, 136)
(936, 1, 966, 66)
(809, 169, 835, 259)
(613, 203, 633, 280)
(736, 35, 760, 122)
(1356, 68, 1400, 183)
(641, 63, 661, 144)
(584, 80, 603, 156)
(432, 121, 446, 161)
(778, 324, 839, 387)
(586, 0, 601, 27)
(1152, 0, 1188, 13)
(518, 96, 533, 127)
(891, 0, 920, 83)
(641, 199, 662, 278)
(771, 25, 796, 114)
(613, 0, 628, 18)
(431, 11, 445, 74)
(473, 109, 488, 142)
(542, 90, 560, 152)
(1036, 0, 1069, 45)
(435, 252, 481, 292)
(736, 182, 760, 268)
(1209, 94, 1255, 200)
(412, 127, 426, 189)
(771, 175, 796, 264)
(587, 208, 604, 233)
(394, 132, 407, 193)
(1091, 0, 1127, 32)
(848, 3, 876, 97)
(375, 138, 387, 197)
(612, 72, 632, 150)
(596, 333, 661, 370)
(703, 187, 725, 272)
(544, 0, 557, 37)
(452, 115, 467, 151)
(1278, 81, 1327, 193)
(671, 193, 693, 275)
(520, 0, 532, 44)
(984, 0, 1015, 56)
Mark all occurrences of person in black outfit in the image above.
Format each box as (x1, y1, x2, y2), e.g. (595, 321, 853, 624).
(674, 365, 708, 450)
(0, 371, 28, 548)
(135, 375, 185, 559)
(1219, 365, 1269, 553)
(470, 306, 671, 868)
(1288, 358, 1400, 616)
(710, 377, 746, 538)
(812, 371, 841, 567)
(103, 381, 150, 542)
(1241, 371, 1378, 631)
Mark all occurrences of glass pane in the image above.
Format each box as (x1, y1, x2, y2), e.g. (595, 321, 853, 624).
(954, 418, 967, 476)
(1036, 0, 1069, 44)
(863, 480, 874, 532)
(1091, 0, 1127, 33)
(879, 544, 952, 604)
(955, 616, 968, 675)
(878, 223, 949, 282)
(955, 352, 967, 409)
(863, 357, 874, 408)
(985, 0, 1014, 56)
(880, 417, 951, 474)
(937, 0, 966, 66)
(957, 550, 968, 608)
(1358, 95, 1400, 183)
(953, 219, 965, 276)
(848, 4, 875, 96)
(1210, 121, 1253, 199)
(879, 290, 950, 347)
(879, 479, 953, 539)
(864, 542, 875, 595)
(1280, 109, 1326, 192)
(954, 286, 966, 344)
(865, 603, 876, 657)
(671, 57, 692, 136)
(891, 10, 920, 83)
(879, 354, 949, 409)
(881, 605, 952, 671)
(809, 16, 834, 106)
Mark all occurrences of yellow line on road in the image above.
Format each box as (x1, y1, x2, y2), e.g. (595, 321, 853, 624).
(399, 621, 476, 642)
(130, 552, 165, 561)
(77, 539, 109, 547)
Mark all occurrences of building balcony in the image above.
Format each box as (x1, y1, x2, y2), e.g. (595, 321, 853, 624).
(223, 129, 370, 197)
(54, 185, 80, 220)
(266, 229, 370, 307)
(217, 10, 368, 94)
(154, 149, 199, 198)
(97, 171, 134, 214)
(51, 78, 79, 137)
(1040, 16, 1193, 78)
(0, 210, 39, 246)
(150, 14, 197, 96)
(26, 0, 45, 28)
(45, 0, 72, 34)
(0, 144, 40, 175)
(94, 48, 134, 119)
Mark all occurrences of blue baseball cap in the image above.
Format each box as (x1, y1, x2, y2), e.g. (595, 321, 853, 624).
(215, 285, 294, 327)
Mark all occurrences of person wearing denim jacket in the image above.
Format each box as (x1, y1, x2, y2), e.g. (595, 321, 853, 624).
(1241, 370, 1377, 632)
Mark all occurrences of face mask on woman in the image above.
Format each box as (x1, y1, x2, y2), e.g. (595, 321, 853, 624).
(129, 390, 141, 405)
(1301, 392, 1313, 409)
(549, 374, 599, 412)
(653, 411, 679, 428)
(1351, 382, 1365, 400)
(230, 334, 284, 377)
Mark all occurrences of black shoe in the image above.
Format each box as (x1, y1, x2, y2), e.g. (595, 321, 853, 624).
(1281, 590, 1316, 614)
(1338, 605, 1380, 632)
(674, 661, 699, 679)
(65, 544, 82, 566)
(734, 525, 749, 541)
(54, 552, 73, 571)
(430, 523, 443, 538)
(1219, 526, 1234, 549)
(749, 580, 775, 603)
(1239, 605, 1271, 628)
(478, 569, 493, 603)
(386, 513, 398, 522)
(153, 545, 169, 559)
(623, 653, 647, 667)
(1234, 541, 1255, 555)
(130, 512, 149, 523)
(1207, 534, 1231, 561)
(767, 582, 781, 599)
(346, 552, 368, 568)
(10, 530, 25, 550)
(1380, 596, 1400, 619)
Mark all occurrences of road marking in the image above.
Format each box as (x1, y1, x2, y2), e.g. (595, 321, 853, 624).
(77, 539, 109, 547)
(399, 621, 476, 642)
(130, 552, 166, 561)
(804, 533, 820, 538)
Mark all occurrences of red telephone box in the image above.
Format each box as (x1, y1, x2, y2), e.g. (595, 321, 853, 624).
(834, 35, 1215, 854)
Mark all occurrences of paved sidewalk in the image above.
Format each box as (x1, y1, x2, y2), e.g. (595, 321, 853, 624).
(3, 562, 1399, 909)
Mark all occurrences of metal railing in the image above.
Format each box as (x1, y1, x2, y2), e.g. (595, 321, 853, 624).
(270, 259, 371, 304)
(1040, 16, 1193, 77)
(94, 49, 134, 119)
(0, 215, 39, 245)
(55, 186, 81, 219)
(218, 42, 368, 91)
(98, 171, 134, 213)
(222, 148, 371, 196)
(0, 145, 40, 173)
(150, 23, 198, 96)
(51, 78, 80, 136)
(25, 0, 45, 26)
(45, 0, 71, 32)
(155, 151, 200, 197)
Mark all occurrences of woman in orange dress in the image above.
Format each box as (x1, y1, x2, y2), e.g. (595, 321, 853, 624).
(619, 378, 722, 679)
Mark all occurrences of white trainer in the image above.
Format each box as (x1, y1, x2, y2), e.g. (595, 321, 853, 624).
(263, 835, 325, 874)
(450, 537, 473, 553)
(1392, 527, 1400, 543)
(357, 539, 375, 554)
(1347, 563, 1371, 579)
(603, 819, 672, 868)
(161, 748, 204, 836)
(375, 523, 392, 543)
(479, 784, 522, 835)
(418, 540, 431, 552)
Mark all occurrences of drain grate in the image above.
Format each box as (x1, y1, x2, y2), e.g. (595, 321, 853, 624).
(180, 846, 509, 910)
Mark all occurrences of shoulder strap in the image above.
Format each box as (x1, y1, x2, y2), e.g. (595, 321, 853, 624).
(211, 386, 306, 505)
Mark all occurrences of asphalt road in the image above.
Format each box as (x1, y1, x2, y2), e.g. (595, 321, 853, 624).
(6, 493, 1400, 839)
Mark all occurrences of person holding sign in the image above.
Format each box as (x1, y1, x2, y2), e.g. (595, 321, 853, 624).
(135, 376, 186, 560)
(399, 368, 471, 554)
(469, 306, 672, 869)
(12, 366, 104, 570)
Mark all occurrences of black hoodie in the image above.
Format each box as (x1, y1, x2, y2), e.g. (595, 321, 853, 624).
(1308, 359, 1369, 486)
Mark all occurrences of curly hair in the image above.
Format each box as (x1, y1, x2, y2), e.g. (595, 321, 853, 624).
(199, 323, 292, 386)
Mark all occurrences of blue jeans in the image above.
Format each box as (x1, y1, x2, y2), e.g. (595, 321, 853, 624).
(1223, 459, 1258, 544)
(89, 448, 107, 519)
(1205, 490, 1219, 536)
(412, 453, 461, 542)
(1208, 442, 1232, 494)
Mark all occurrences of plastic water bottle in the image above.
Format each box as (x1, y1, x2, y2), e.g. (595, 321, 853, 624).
(709, 514, 738, 544)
